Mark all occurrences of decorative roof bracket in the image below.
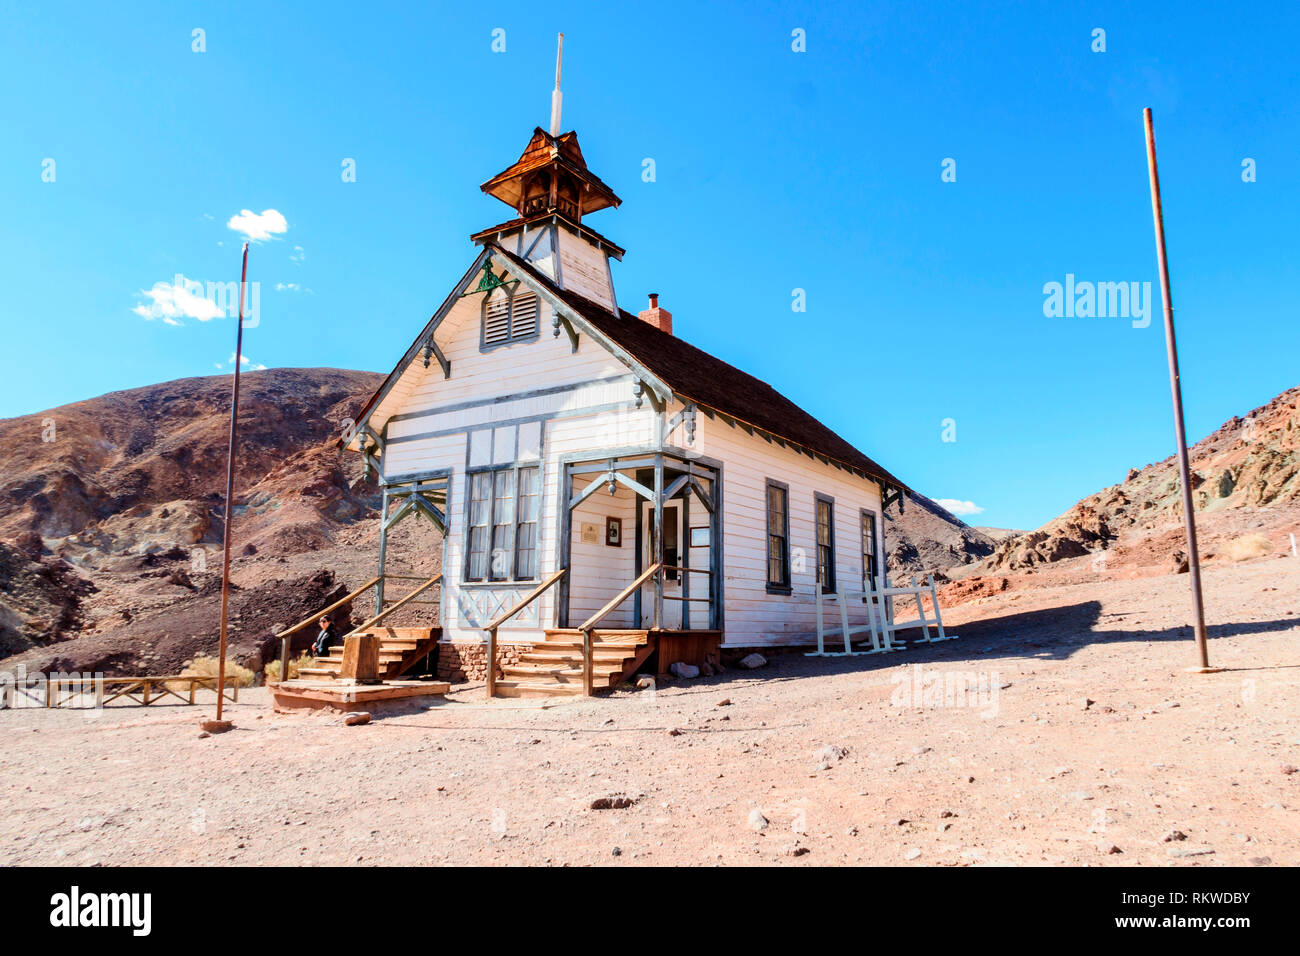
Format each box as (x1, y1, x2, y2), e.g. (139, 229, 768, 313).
(421, 337, 451, 379)
(552, 312, 579, 352)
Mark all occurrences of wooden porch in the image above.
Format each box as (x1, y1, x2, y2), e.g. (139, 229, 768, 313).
(477, 449, 724, 698)
(557, 450, 722, 634)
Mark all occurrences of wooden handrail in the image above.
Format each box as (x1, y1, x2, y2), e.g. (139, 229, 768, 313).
(343, 573, 443, 638)
(577, 563, 663, 697)
(276, 576, 381, 639)
(577, 563, 663, 633)
(485, 568, 568, 698)
(658, 565, 713, 576)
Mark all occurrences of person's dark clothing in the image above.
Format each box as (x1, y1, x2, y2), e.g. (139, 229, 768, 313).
(312, 622, 338, 657)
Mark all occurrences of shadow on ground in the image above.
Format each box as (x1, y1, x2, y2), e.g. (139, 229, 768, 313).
(703, 601, 1300, 685)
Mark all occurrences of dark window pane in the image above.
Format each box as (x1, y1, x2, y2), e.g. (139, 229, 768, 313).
(465, 473, 494, 581)
(816, 498, 834, 591)
(861, 512, 878, 591)
(766, 484, 789, 587)
(514, 466, 539, 580)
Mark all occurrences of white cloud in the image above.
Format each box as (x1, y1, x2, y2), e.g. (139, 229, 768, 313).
(275, 282, 300, 292)
(132, 276, 224, 325)
(290, 245, 305, 264)
(227, 208, 288, 242)
(217, 353, 267, 371)
(936, 498, 984, 517)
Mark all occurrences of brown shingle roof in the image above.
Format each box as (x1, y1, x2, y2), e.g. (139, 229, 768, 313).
(492, 246, 910, 492)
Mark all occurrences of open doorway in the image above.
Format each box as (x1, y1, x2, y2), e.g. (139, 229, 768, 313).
(641, 499, 683, 627)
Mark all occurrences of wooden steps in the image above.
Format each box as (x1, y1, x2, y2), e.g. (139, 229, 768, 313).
(305, 626, 441, 681)
(492, 628, 653, 698)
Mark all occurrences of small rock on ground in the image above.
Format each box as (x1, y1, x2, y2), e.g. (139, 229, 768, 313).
(590, 794, 636, 810)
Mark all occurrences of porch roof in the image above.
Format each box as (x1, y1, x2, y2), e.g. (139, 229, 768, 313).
(491, 246, 912, 494)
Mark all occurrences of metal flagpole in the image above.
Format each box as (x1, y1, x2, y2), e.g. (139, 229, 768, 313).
(1143, 108, 1213, 672)
(213, 242, 250, 724)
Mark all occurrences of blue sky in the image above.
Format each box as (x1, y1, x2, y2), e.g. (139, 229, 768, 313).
(2, 1, 1296, 531)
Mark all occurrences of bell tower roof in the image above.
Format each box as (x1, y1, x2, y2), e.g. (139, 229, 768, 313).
(480, 127, 621, 222)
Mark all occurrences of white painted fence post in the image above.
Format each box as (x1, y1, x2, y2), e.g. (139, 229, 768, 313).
(814, 586, 825, 655)
(865, 588, 882, 653)
(911, 574, 931, 643)
(838, 587, 853, 655)
(928, 572, 949, 641)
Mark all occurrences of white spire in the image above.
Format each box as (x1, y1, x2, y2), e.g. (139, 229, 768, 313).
(549, 33, 564, 136)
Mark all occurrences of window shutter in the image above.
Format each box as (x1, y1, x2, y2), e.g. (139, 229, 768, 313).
(484, 293, 511, 345)
(511, 292, 539, 339)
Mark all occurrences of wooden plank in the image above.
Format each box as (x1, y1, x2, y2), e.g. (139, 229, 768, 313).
(339, 634, 382, 682)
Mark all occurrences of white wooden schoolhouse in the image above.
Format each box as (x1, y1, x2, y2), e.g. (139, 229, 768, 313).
(339, 76, 915, 697)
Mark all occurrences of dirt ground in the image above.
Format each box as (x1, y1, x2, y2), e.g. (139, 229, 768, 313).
(2, 555, 1296, 867)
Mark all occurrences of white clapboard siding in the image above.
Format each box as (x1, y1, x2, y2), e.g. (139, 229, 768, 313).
(382, 432, 464, 481)
(692, 413, 885, 647)
(556, 228, 616, 312)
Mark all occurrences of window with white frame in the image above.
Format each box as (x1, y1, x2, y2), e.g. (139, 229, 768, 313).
(464, 421, 543, 582)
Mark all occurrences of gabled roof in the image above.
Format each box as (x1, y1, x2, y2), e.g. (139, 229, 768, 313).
(490, 246, 910, 492)
(346, 244, 910, 495)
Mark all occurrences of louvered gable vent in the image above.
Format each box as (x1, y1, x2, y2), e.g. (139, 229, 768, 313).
(482, 289, 539, 347)
(511, 291, 538, 338)
(483, 292, 513, 345)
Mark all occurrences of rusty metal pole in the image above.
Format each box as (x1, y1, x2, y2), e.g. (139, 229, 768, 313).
(215, 243, 250, 719)
(1143, 108, 1212, 671)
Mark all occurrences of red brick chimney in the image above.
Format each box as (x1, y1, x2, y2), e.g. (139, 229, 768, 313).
(637, 292, 673, 334)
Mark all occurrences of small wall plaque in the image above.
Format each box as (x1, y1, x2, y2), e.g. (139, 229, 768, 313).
(579, 522, 599, 544)
(606, 516, 623, 546)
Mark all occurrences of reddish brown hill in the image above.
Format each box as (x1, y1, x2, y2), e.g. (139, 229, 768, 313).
(0, 368, 385, 671)
(0, 367, 381, 550)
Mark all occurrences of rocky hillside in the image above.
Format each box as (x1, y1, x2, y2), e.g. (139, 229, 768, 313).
(0, 368, 385, 672)
(0, 367, 381, 555)
(884, 493, 997, 577)
(985, 385, 1299, 572)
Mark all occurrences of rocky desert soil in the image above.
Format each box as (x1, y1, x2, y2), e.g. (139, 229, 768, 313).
(2, 554, 1295, 867)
